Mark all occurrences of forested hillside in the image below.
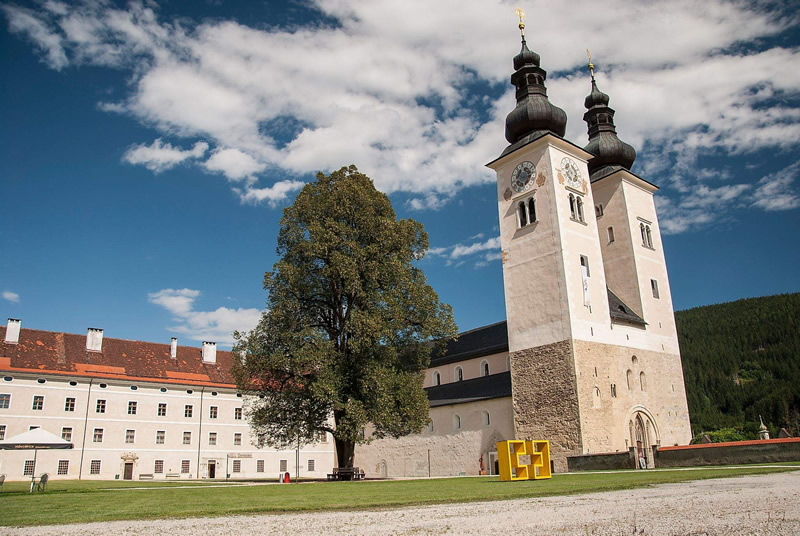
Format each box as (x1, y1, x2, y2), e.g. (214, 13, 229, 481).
(676, 293, 800, 439)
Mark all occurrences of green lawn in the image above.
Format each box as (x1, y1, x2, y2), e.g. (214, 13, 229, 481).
(0, 465, 797, 527)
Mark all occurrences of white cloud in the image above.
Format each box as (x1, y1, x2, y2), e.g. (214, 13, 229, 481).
(2, 290, 20, 303)
(123, 138, 208, 172)
(751, 161, 800, 212)
(429, 236, 501, 268)
(204, 148, 266, 182)
(147, 288, 261, 345)
(3, 0, 799, 225)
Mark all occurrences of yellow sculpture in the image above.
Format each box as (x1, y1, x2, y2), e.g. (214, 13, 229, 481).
(497, 440, 552, 481)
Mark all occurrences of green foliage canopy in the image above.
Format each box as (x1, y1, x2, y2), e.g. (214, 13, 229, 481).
(233, 166, 457, 467)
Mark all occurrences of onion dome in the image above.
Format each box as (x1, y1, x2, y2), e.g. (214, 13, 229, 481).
(504, 20, 567, 145)
(582, 59, 636, 181)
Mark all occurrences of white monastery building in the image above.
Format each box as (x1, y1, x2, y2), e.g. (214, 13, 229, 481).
(1, 24, 692, 481)
(354, 26, 692, 476)
(0, 321, 334, 481)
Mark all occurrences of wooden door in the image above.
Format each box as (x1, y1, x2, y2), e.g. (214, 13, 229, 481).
(123, 462, 133, 480)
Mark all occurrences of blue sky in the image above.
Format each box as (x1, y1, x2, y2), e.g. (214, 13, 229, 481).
(1, 0, 799, 347)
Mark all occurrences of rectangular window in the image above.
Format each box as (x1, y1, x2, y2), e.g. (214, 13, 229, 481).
(209, 406, 218, 419)
(96, 399, 106, 413)
(93, 428, 103, 443)
(0, 424, 6, 440)
(24, 460, 35, 476)
(234, 407, 242, 420)
(62, 427, 73, 442)
(64, 397, 76, 412)
(154, 460, 164, 474)
(183, 431, 191, 445)
(651, 279, 660, 299)
(57, 460, 69, 475)
(256, 460, 264, 473)
(181, 460, 190, 474)
(90, 460, 101, 475)
(580, 255, 591, 277)
(234, 433, 242, 446)
(279, 459, 288, 472)
(32, 395, 44, 410)
(127, 401, 137, 415)
(157, 403, 167, 417)
(184, 405, 193, 418)
(308, 459, 316, 472)
(611, 384, 617, 398)
(208, 432, 217, 446)
(607, 226, 615, 243)
(0, 393, 10, 409)
(29, 425, 39, 430)
(156, 430, 165, 444)
(125, 429, 135, 444)
(232, 460, 241, 473)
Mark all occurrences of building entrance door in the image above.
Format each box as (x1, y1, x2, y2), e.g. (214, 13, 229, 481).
(208, 462, 216, 479)
(123, 462, 134, 480)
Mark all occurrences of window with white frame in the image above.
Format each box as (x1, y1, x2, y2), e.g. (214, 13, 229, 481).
(308, 459, 316, 471)
(32, 395, 44, 410)
(125, 429, 135, 444)
(183, 431, 191, 444)
(234, 407, 242, 420)
(23, 460, 35, 476)
(432, 370, 441, 386)
(158, 403, 167, 417)
(570, 194, 585, 223)
(651, 279, 660, 299)
(64, 397, 76, 412)
(184, 405, 193, 418)
(57, 460, 69, 475)
(232, 460, 241, 473)
(181, 460, 190, 473)
(156, 430, 165, 444)
(0, 393, 9, 409)
(481, 360, 490, 377)
(516, 196, 537, 228)
(454, 366, 463, 382)
(208, 432, 217, 445)
(90, 460, 101, 475)
(640, 222, 654, 248)
(154, 460, 164, 474)
(234, 433, 242, 446)
(279, 459, 288, 472)
(209, 406, 218, 419)
(0, 424, 5, 440)
(257, 460, 265, 473)
(93, 428, 103, 442)
(62, 427, 72, 441)
(128, 401, 137, 415)
(96, 399, 106, 413)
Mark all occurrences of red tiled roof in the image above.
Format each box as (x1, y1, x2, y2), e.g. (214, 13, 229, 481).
(0, 326, 236, 388)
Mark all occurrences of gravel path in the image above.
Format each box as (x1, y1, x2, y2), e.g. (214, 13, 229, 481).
(6, 471, 799, 535)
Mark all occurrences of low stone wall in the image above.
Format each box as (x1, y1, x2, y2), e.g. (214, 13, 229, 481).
(654, 437, 800, 467)
(567, 450, 635, 472)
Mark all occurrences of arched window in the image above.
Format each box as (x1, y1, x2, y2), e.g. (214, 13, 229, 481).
(482, 410, 490, 427)
(528, 198, 536, 223)
(640, 371, 647, 391)
(592, 386, 601, 408)
(595, 204, 604, 217)
(646, 226, 653, 248)
(640, 223, 647, 246)
(518, 201, 528, 227)
(432, 371, 441, 386)
(454, 366, 463, 382)
(480, 360, 490, 377)
(453, 414, 462, 430)
(627, 369, 633, 391)
(569, 194, 576, 219)
(632, 356, 638, 366)
(576, 197, 585, 222)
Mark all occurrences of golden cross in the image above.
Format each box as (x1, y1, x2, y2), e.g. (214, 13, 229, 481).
(515, 7, 525, 36)
(586, 48, 595, 79)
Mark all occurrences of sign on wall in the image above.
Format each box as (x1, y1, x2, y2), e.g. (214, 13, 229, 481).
(497, 440, 552, 481)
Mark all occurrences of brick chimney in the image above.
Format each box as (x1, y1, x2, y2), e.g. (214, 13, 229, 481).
(5, 318, 21, 344)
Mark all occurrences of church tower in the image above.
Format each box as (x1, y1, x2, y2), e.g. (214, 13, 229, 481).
(487, 16, 692, 470)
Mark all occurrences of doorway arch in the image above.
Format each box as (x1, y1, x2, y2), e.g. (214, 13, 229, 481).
(625, 406, 660, 469)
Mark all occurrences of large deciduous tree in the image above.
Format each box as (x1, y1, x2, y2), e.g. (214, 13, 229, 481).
(233, 165, 457, 468)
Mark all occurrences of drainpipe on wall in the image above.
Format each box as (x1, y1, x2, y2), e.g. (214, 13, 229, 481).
(196, 387, 205, 479)
(78, 378, 94, 480)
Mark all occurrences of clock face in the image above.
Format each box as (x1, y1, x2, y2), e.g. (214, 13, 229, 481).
(561, 157, 581, 188)
(511, 161, 535, 193)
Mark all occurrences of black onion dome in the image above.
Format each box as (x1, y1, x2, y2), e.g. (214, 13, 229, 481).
(583, 77, 636, 180)
(504, 38, 567, 144)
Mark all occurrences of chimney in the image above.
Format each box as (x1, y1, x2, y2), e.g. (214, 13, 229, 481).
(86, 328, 103, 352)
(170, 337, 178, 359)
(5, 318, 21, 344)
(202, 341, 217, 363)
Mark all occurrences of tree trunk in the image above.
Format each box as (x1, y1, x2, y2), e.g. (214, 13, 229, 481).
(335, 437, 355, 468)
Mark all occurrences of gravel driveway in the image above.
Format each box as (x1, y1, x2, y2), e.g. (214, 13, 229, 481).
(6, 471, 799, 535)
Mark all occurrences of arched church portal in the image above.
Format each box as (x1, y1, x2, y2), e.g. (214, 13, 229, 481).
(627, 407, 659, 469)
